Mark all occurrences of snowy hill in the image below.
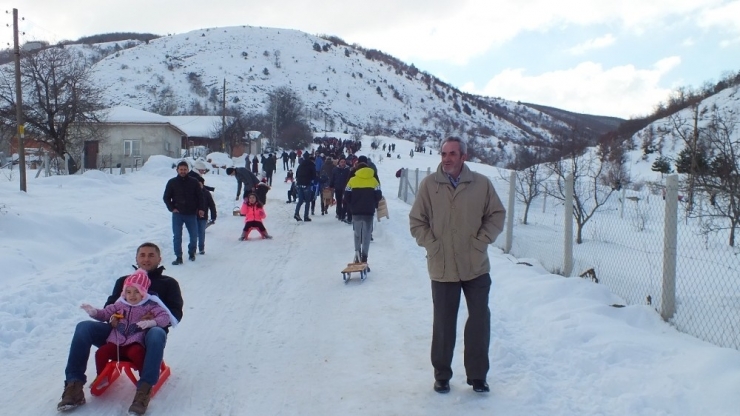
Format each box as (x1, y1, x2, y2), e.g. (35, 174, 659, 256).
(624, 85, 740, 183)
(83, 26, 592, 159)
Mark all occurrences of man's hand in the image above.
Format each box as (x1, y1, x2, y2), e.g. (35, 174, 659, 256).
(198, 210, 205, 217)
(235, 195, 240, 201)
(172, 208, 179, 213)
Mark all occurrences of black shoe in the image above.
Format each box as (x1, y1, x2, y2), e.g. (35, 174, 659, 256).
(467, 379, 489, 393)
(304, 216, 312, 222)
(433, 380, 450, 393)
(311, 211, 315, 215)
(188, 254, 196, 261)
(199, 250, 205, 255)
(294, 214, 302, 222)
(286, 200, 292, 203)
(172, 257, 183, 265)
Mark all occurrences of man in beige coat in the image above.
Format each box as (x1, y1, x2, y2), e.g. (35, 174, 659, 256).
(409, 137, 505, 394)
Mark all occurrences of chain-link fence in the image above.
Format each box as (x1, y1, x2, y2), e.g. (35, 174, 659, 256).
(398, 168, 740, 350)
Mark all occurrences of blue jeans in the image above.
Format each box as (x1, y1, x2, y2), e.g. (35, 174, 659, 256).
(65, 321, 168, 387)
(197, 218, 207, 252)
(294, 186, 313, 218)
(172, 213, 197, 257)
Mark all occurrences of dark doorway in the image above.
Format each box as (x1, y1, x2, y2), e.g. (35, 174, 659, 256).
(84, 141, 99, 169)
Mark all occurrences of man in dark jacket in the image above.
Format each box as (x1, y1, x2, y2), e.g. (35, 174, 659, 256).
(344, 163, 382, 263)
(58, 242, 184, 415)
(163, 161, 205, 264)
(280, 151, 289, 171)
(226, 167, 259, 201)
(293, 153, 316, 222)
(263, 153, 277, 186)
(330, 157, 351, 222)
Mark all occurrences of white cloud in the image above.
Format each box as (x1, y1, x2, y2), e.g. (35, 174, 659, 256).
(566, 34, 617, 55)
(698, 1, 740, 32)
(465, 57, 682, 118)
(681, 37, 696, 47)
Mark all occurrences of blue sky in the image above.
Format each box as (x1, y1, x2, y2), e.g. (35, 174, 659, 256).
(4, 0, 739, 119)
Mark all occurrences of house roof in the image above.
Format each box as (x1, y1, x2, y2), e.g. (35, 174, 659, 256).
(167, 116, 233, 138)
(103, 106, 171, 124)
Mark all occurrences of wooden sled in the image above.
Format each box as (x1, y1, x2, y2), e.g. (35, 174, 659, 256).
(342, 262, 369, 283)
(90, 360, 171, 398)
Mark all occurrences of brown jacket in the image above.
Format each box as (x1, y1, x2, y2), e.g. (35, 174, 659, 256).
(409, 163, 505, 282)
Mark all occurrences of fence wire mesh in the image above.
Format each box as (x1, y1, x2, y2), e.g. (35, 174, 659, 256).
(398, 168, 740, 350)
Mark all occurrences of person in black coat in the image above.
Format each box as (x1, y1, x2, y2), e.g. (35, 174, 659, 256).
(330, 157, 352, 222)
(194, 176, 217, 255)
(163, 161, 205, 264)
(293, 154, 316, 221)
(226, 167, 259, 201)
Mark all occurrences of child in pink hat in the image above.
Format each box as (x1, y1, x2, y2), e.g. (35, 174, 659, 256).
(80, 269, 177, 379)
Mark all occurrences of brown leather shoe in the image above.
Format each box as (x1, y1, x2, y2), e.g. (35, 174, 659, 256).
(128, 382, 152, 415)
(57, 380, 85, 411)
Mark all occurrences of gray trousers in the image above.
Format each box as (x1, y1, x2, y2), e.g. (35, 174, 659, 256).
(352, 215, 374, 257)
(431, 273, 491, 381)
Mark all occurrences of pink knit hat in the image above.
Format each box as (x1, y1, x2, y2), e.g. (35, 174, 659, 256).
(123, 269, 151, 296)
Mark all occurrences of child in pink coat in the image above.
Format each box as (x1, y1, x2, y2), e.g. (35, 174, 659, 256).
(80, 269, 175, 376)
(239, 193, 273, 240)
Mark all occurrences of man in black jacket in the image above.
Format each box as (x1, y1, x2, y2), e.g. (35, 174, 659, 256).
(163, 161, 205, 264)
(330, 157, 351, 222)
(226, 167, 259, 201)
(57, 242, 184, 415)
(293, 153, 316, 222)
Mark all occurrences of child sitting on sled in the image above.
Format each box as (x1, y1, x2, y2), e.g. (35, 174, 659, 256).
(80, 269, 176, 380)
(285, 169, 294, 183)
(239, 192, 273, 240)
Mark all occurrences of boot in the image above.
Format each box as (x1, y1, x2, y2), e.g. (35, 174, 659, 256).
(361, 254, 368, 263)
(128, 382, 152, 415)
(293, 213, 302, 222)
(171, 257, 183, 265)
(57, 380, 85, 411)
(303, 216, 312, 222)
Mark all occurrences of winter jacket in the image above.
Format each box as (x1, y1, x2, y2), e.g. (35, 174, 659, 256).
(163, 174, 205, 215)
(233, 167, 259, 198)
(203, 189, 217, 221)
(263, 155, 277, 173)
(319, 159, 335, 183)
(254, 183, 270, 205)
(330, 165, 351, 190)
(107, 266, 184, 325)
(345, 167, 382, 216)
(409, 163, 506, 282)
(295, 159, 317, 187)
(240, 202, 266, 222)
(315, 156, 324, 174)
(93, 298, 171, 346)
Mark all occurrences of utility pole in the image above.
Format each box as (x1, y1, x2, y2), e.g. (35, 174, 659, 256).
(221, 78, 226, 152)
(13, 8, 27, 192)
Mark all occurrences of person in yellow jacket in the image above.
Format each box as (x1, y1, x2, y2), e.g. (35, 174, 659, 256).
(344, 161, 382, 263)
(409, 137, 505, 394)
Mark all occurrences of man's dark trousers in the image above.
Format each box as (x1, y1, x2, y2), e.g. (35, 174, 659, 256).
(430, 273, 491, 382)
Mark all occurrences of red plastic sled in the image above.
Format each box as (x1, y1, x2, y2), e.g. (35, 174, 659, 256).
(90, 360, 171, 397)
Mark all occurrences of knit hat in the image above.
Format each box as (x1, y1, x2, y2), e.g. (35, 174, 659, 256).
(357, 155, 368, 163)
(123, 269, 151, 296)
(193, 161, 207, 170)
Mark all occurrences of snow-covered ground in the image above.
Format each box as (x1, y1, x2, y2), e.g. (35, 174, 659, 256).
(1, 136, 739, 416)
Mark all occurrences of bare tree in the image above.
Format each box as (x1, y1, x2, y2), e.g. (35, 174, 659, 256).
(266, 86, 312, 150)
(694, 108, 740, 246)
(547, 128, 617, 243)
(0, 46, 105, 157)
(506, 146, 547, 224)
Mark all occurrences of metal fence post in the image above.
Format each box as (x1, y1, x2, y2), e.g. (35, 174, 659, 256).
(563, 174, 574, 276)
(414, 168, 420, 197)
(662, 174, 678, 320)
(505, 171, 516, 253)
(397, 168, 404, 199)
(620, 187, 626, 219)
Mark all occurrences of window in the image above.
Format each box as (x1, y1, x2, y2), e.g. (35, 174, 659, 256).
(124, 140, 141, 157)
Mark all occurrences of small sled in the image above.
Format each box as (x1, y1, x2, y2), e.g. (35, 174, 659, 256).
(90, 360, 171, 398)
(232, 207, 241, 216)
(342, 262, 369, 283)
